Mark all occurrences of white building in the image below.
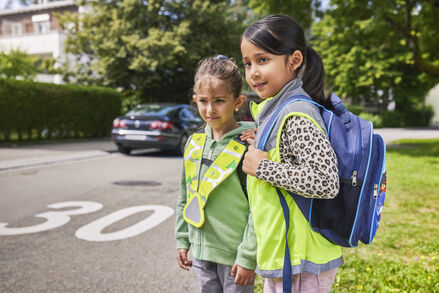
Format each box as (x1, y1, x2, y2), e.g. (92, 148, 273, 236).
(426, 84, 439, 126)
(0, 0, 78, 84)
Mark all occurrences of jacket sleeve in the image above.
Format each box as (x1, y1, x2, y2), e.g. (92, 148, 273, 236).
(175, 157, 190, 250)
(235, 209, 257, 270)
(255, 115, 339, 199)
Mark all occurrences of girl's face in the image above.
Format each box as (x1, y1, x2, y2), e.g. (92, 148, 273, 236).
(193, 77, 245, 134)
(241, 38, 299, 99)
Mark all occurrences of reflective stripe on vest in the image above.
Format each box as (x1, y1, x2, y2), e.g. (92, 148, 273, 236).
(183, 133, 246, 228)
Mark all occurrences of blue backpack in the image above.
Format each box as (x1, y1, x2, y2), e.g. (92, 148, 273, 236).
(257, 93, 387, 292)
(258, 93, 387, 246)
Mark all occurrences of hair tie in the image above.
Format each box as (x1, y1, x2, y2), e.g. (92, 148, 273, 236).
(214, 54, 228, 60)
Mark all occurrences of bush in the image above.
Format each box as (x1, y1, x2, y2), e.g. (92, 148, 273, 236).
(381, 111, 405, 127)
(358, 112, 383, 128)
(0, 78, 122, 141)
(347, 104, 366, 115)
(381, 105, 433, 128)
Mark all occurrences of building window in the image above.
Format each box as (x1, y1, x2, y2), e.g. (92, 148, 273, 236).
(32, 13, 51, 34)
(4, 24, 13, 36)
(12, 23, 22, 36)
(37, 21, 50, 33)
(24, 20, 33, 34)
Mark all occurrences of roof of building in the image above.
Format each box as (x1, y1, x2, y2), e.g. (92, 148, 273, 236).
(0, 0, 77, 17)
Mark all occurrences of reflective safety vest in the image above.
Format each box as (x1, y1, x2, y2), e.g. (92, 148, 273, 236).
(183, 133, 247, 228)
(248, 98, 343, 277)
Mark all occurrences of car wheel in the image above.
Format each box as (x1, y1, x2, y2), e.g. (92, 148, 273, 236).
(117, 145, 131, 155)
(177, 133, 188, 155)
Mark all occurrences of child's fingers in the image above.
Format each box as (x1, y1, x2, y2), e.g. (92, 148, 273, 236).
(234, 273, 243, 285)
(231, 264, 238, 276)
(181, 250, 192, 267)
(240, 129, 256, 144)
(242, 277, 248, 286)
(176, 255, 188, 270)
(233, 266, 245, 285)
(249, 274, 254, 285)
(234, 266, 255, 286)
(180, 250, 188, 264)
(176, 254, 186, 270)
(176, 249, 190, 271)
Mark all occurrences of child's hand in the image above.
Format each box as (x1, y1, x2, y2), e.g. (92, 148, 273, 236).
(240, 128, 257, 143)
(176, 249, 192, 271)
(231, 264, 255, 286)
(242, 143, 268, 177)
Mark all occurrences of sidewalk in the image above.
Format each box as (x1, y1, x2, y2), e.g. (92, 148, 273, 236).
(0, 138, 117, 172)
(374, 127, 439, 144)
(0, 128, 438, 172)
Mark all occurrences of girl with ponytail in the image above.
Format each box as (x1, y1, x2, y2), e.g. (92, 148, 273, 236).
(240, 15, 342, 292)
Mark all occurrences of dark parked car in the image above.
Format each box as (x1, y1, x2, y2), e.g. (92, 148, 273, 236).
(112, 103, 203, 155)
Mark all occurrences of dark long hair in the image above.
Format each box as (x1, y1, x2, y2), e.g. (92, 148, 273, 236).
(241, 14, 330, 107)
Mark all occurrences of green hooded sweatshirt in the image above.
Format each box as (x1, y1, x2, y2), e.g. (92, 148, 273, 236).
(175, 121, 257, 270)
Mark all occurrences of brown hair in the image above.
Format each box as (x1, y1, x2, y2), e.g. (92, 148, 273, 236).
(193, 55, 242, 98)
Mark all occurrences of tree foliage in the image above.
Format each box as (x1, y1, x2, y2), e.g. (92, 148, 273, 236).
(61, 0, 246, 103)
(247, 0, 322, 30)
(312, 0, 439, 112)
(0, 49, 38, 80)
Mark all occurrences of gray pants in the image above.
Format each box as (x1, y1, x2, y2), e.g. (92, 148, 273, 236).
(192, 258, 254, 293)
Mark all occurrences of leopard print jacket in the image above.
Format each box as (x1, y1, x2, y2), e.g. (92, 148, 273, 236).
(256, 115, 340, 199)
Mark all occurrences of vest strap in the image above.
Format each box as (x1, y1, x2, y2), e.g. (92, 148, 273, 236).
(183, 133, 246, 227)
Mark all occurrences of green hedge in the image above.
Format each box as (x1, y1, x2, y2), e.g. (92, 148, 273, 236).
(381, 106, 434, 128)
(0, 78, 122, 141)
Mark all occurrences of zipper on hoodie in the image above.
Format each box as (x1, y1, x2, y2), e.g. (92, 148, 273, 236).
(208, 141, 216, 160)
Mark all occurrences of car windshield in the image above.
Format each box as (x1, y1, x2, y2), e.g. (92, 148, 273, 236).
(126, 104, 176, 116)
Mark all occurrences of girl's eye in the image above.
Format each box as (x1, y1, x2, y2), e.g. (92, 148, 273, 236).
(243, 61, 251, 68)
(259, 57, 269, 63)
(198, 99, 207, 103)
(216, 99, 225, 103)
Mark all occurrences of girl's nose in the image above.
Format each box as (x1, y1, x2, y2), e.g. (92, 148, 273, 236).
(207, 103, 215, 114)
(250, 66, 261, 79)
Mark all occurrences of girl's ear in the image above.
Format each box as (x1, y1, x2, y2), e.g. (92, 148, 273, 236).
(192, 95, 198, 103)
(235, 95, 247, 110)
(288, 50, 303, 71)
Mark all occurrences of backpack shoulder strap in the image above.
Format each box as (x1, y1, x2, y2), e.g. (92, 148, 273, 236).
(257, 94, 312, 150)
(234, 135, 249, 199)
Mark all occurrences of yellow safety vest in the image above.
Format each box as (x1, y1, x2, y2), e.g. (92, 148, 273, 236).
(183, 133, 247, 228)
(248, 99, 343, 276)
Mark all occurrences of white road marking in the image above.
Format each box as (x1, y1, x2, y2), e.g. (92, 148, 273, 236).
(0, 201, 103, 235)
(75, 205, 174, 242)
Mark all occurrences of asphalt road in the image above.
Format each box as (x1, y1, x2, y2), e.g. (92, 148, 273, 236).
(1, 128, 438, 293)
(0, 147, 198, 293)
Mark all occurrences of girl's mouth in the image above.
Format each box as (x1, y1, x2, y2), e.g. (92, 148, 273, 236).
(253, 82, 266, 90)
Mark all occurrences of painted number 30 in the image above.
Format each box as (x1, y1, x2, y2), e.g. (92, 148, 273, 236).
(0, 201, 174, 242)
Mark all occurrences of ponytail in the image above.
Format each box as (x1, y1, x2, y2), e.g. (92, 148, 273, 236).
(301, 46, 331, 108)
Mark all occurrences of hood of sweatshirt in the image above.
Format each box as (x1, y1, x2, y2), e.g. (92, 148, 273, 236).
(198, 121, 255, 179)
(204, 121, 255, 145)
